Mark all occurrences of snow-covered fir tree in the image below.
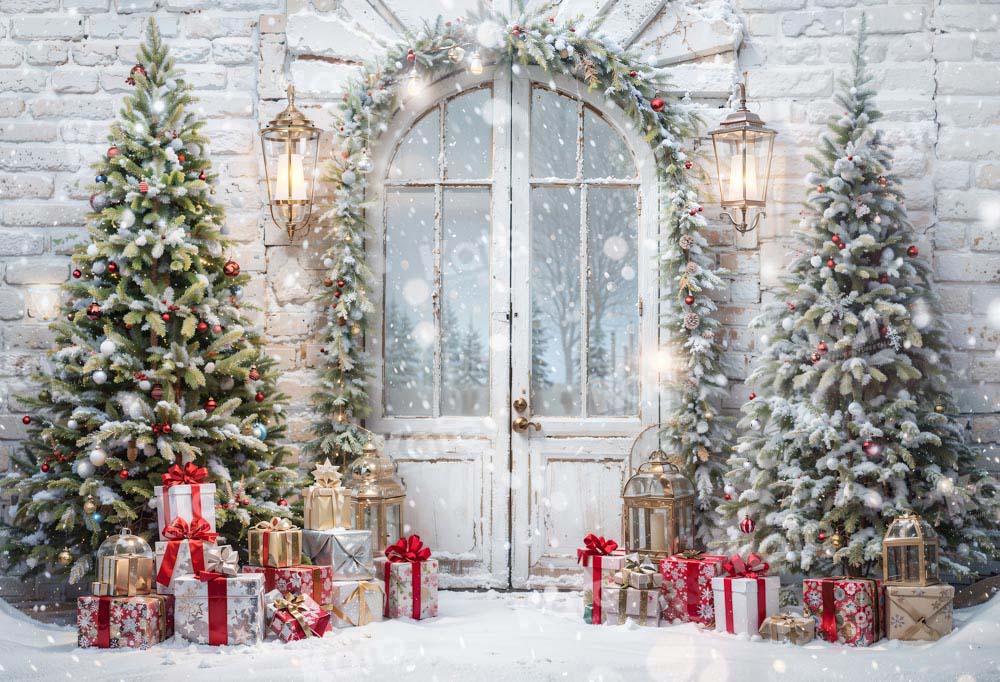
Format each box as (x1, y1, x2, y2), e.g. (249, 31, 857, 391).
(721, 17, 998, 576)
(0, 20, 298, 582)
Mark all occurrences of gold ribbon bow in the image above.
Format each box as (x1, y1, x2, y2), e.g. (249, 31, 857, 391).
(311, 458, 344, 488)
(272, 593, 315, 638)
(761, 613, 813, 644)
(256, 517, 298, 532)
(203, 545, 239, 577)
(328, 581, 384, 627)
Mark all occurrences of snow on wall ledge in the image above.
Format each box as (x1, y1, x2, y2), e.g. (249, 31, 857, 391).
(0, 0, 997, 597)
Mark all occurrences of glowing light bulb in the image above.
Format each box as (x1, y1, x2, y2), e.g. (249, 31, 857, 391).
(274, 152, 307, 201)
(727, 152, 758, 201)
(406, 70, 422, 96)
(469, 51, 484, 76)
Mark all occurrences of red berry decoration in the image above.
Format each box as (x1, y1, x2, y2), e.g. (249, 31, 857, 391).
(212, 325, 222, 334)
(880, 325, 888, 338)
(22, 415, 31, 425)
(837, 242, 845, 250)
(724, 493, 732, 501)
(406, 50, 416, 62)
(907, 245, 919, 257)
(818, 532, 826, 541)
(337, 279, 346, 288)
(248, 366, 260, 381)
(826, 258, 836, 268)
(739, 515, 756, 534)
(199, 172, 206, 181)
(119, 469, 129, 479)
(629, 70, 637, 78)
(684, 295, 695, 306)
(73, 269, 82, 278)
(107, 146, 119, 158)
(650, 97, 666, 112)
(197, 321, 208, 332)
(161, 312, 171, 322)
(151, 384, 164, 400)
(278, 498, 288, 506)
(223, 260, 240, 277)
(831, 235, 840, 244)
(817, 340, 828, 353)
(41, 463, 50, 473)
(177, 154, 185, 163)
(334, 290, 342, 298)
(684, 161, 692, 169)
(816, 185, 824, 193)
(161, 423, 171, 433)
(879, 273, 889, 284)
(254, 392, 265, 403)
(138, 180, 149, 193)
(86, 301, 102, 321)
(205, 398, 217, 413)
(748, 392, 756, 400)
(787, 302, 796, 311)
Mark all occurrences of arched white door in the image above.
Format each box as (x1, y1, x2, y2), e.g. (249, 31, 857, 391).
(369, 69, 659, 588)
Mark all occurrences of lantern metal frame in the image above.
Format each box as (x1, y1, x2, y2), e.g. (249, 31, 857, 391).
(346, 438, 406, 555)
(621, 426, 696, 561)
(259, 84, 322, 241)
(708, 74, 776, 235)
(882, 512, 941, 587)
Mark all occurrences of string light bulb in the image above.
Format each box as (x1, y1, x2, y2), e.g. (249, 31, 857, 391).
(469, 51, 484, 75)
(406, 69, 422, 96)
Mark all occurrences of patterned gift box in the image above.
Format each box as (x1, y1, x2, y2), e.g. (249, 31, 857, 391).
(659, 552, 726, 625)
(77, 594, 174, 649)
(803, 576, 885, 647)
(301, 529, 374, 580)
(248, 517, 301, 568)
(174, 573, 266, 646)
(712, 573, 780, 636)
(241, 564, 335, 608)
(154, 539, 220, 594)
(94, 554, 154, 597)
(599, 586, 663, 627)
(264, 590, 331, 642)
(326, 580, 385, 628)
(154, 462, 216, 541)
(577, 534, 627, 625)
(759, 613, 816, 645)
(375, 538, 438, 621)
(886, 584, 954, 641)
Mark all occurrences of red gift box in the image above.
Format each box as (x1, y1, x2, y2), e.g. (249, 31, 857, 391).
(242, 564, 335, 608)
(803, 576, 885, 647)
(659, 552, 726, 625)
(577, 534, 626, 625)
(77, 594, 174, 649)
(265, 591, 331, 642)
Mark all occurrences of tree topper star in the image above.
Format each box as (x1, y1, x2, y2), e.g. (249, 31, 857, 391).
(312, 458, 343, 488)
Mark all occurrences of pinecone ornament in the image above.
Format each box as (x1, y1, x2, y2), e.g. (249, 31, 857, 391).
(683, 312, 700, 330)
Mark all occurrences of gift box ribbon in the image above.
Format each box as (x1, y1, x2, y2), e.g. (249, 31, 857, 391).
(160, 462, 210, 528)
(760, 613, 813, 644)
(273, 593, 321, 639)
(303, 487, 348, 531)
(610, 587, 654, 625)
(577, 534, 618, 561)
(385, 535, 431, 619)
(306, 533, 369, 575)
(817, 576, 881, 643)
(577, 534, 621, 625)
(97, 554, 153, 597)
(156, 516, 216, 587)
(723, 553, 769, 579)
(329, 581, 384, 626)
(196, 571, 231, 645)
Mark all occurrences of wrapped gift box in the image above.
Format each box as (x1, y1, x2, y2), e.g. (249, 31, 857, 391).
(174, 573, 266, 646)
(886, 584, 954, 641)
(659, 552, 726, 625)
(712, 574, 780, 636)
(77, 594, 174, 649)
(577, 535, 627, 625)
(242, 564, 335, 608)
(326, 580, 385, 628)
(613, 555, 663, 590)
(248, 518, 301, 568)
(599, 586, 662, 626)
(375, 556, 438, 620)
(803, 576, 885, 647)
(759, 613, 816, 645)
(301, 529, 373, 580)
(303, 486, 351, 531)
(154, 539, 220, 594)
(264, 590, 331, 642)
(93, 554, 154, 597)
(155, 463, 216, 541)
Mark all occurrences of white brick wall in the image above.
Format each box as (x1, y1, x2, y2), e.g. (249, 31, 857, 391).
(0, 0, 997, 596)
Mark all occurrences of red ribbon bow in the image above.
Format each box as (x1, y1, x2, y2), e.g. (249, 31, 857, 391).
(161, 462, 209, 488)
(385, 535, 432, 563)
(162, 516, 218, 543)
(581, 534, 619, 556)
(723, 553, 770, 578)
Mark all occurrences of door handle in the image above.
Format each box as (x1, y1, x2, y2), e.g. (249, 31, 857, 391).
(512, 416, 541, 433)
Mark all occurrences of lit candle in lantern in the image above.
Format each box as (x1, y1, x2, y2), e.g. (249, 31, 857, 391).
(275, 152, 307, 201)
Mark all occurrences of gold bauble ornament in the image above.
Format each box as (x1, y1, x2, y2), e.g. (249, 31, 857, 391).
(57, 548, 73, 566)
(831, 532, 843, 549)
(934, 405, 944, 413)
(83, 496, 98, 514)
(704, 411, 713, 421)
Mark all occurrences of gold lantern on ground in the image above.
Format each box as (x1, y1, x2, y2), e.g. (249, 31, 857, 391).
(622, 431, 696, 560)
(882, 513, 940, 587)
(346, 438, 406, 554)
(259, 85, 321, 241)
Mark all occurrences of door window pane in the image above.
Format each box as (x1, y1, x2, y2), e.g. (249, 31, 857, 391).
(530, 186, 581, 416)
(389, 109, 440, 181)
(587, 187, 639, 416)
(441, 188, 491, 416)
(530, 87, 578, 179)
(385, 188, 435, 415)
(446, 88, 492, 180)
(583, 109, 635, 180)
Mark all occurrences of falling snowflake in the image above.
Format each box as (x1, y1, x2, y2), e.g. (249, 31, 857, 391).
(885, 324, 901, 351)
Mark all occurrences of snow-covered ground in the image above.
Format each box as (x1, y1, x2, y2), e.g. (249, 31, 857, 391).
(0, 590, 997, 681)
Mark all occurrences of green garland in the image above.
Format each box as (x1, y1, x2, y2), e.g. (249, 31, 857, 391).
(306, 2, 730, 535)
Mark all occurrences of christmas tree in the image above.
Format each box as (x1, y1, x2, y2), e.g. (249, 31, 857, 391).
(721, 17, 998, 576)
(0, 20, 298, 582)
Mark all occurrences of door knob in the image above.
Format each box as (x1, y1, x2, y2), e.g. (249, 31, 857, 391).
(512, 416, 540, 433)
(513, 397, 527, 412)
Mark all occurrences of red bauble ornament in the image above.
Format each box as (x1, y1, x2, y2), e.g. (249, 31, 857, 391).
(86, 301, 102, 321)
(151, 384, 164, 400)
(748, 392, 756, 400)
(724, 493, 732, 501)
(739, 515, 756, 534)
(817, 340, 828, 353)
(831, 235, 840, 244)
(223, 260, 240, 277)
(22, 415, 31, 425)
(650, 97, 666, 112)
(177, 154, 185, 163)
(684, 295, 695, 306)
(334, 290, 342, 298)
(862, 440, 872, 450)
(812, 352, 822, 363)
(278, 498, 288, 506)
(161, 423, 171, 433)
(197, 321, 208, 332)
(826, 258, 835, 268)
(337, 279, 346, 288)
(138, 180, 149, 193)
(684, 161, 692, 169)
(119, 469, 129, 479)
(107, 262, 117, 273)
(818, 532, 826, 541)
(199, 172, 206, 181)
(816, 185, 824, 192)
(248, 366, 260, 381)
(107, 146, 119, 158)
(205, 398, 217, 413)
(629, 70, 637, 78)
(907, 245, 919, 257)
(406, 50, 415, 62)
(41, 463, 50, 472)
(161, 312, 171, 322)
(254, 392, 265, 403)
(240, 497, 250, 506)
(212, 325, 222, 334)
(73, 269, 82, 278)
(879, 273, 889, 284)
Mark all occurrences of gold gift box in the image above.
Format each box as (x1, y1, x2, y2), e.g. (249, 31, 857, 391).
(759, 613, 815, 645)
(303, 486, 351, 531)
(248, 524, 301, 568)
(886, 584, 954, 641)
(94, 554, 154, 597)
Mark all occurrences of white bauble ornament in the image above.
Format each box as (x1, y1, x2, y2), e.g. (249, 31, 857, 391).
(785, 550, 797, 563)
(323, 258, 334, 269)
(119, 209, 135, 228)
(25, 557, 38, 569)
(138, 380, 151, 391)
(341, 170, 356, 186)
(87, 243, 99, 257)
(750, 419, 762, 430)
(220, 376, 235, 391)
(724, 484, 735, 494)
(274, 404, 282, 414)
(89, 448, 107, 466)
(143, 443, 157, 457)
(92, 261, 106, 275)
(170, 137, 183, 150)
(781, 317, 794, 331)
(810, 255, 822, 268)
(99, 339, 117, 357)
(67, 419, 79, 430)
(826, 457, 838, 470)
(92, 370, 108, 385)
(204, 362, 216, 374)
(76, 460, 95, 478)
(128, 402, 143, 420)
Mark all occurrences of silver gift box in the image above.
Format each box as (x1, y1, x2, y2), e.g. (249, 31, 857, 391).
(301, 529, 374, 580)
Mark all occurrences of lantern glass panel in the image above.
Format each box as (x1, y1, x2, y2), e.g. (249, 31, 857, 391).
(925, 542, 939, 582)
(386, 502, 402, 544)
(261, 131, 320, 235)
(628, 506, 673, 554)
